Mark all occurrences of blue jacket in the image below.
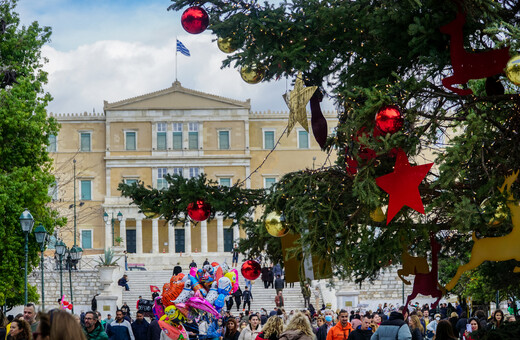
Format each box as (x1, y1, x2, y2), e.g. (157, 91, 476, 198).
(370, 312, 411, 340)
(107, 320, 135, 340)
(131, 319, 149, 340)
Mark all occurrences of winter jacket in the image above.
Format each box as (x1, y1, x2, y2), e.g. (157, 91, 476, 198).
(347, 328, 373, 340)
(326, 321, 353, 340)
(301, 286, 311, 298)
(273, 264, 283, 277)
(261, 267, 269, 281)
(147, 320, 162, 340)
(224, 331, 240, 340)
(106, 320, 135, 340)
(274, 278, 285, 290)
(370, 312, 412, 340)
(279, 330, 313, 340)
(131, 319, 150, 340)
(85, 322, 110, 340)
(316, 323, 333, 340)
(410, 327, 422, 340)
(243, 290, 253, 302)
(238, 325, 262, 340)
(234, 288, 243, 305)
(205, 320, 222, 340)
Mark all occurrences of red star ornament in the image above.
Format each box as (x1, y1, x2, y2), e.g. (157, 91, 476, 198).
(375, 149, 433, 225)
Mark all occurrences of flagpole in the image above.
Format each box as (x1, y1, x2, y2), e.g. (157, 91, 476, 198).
(175, 37, 178, 81)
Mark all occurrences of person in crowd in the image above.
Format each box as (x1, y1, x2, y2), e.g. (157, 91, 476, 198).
(118, 275, 130, 291)
(232, 245, 239, 268)
(273, 264, 283, 280)
(189, 260, 197, 268)
(473, 311, 487, 331)
(206, 316, 223, 340)
(426, 314, 441, 339)
(486, 309, 504, 330)
(234, 287, 243, 312)
(121, 303, 132, 319)
(84, 311, 109, 340)
(198, 316, 209, 339)
(203, 258, 210, 266)
(50, 310, 88, 340)
(0, 310, 7, 340)
(317, 310, 335, 340)
(260, 309, 268, 325)
(35, 312, 51, 340)
(447, 312, 458, 335)
(274, 276, 285, 294)
(351, 315, 362, 331)
(224, 318, 241, 340)
(243, 286, 253, 311)
(261, 265, 270, 289)
(326, 309, 352, 340)
(256, 314, 284, 340)
(347, 315, 372, 340)
(275, 292, 284, 308)
(268, 267, 274, 289)
(106, 310, 135, 340)
(408, 315, 423, 340)
(184, 318, 199, 340)
(371, 307, 411, 340)
(314, 316, 325, 335)
(371, 313, 381, 333)
(146, 318, 162, 340)
(279, 312, 314, 340)
(301, 284, 311, 309)
(432, 320, 456, 340)
(506, 315, 516, 323)
(96, 312, 106, 330)
(8, 319, 31, 340)
(238, 315, 261, 340)
(23, 303, 39, 333)
(463, 317, 482, 340)
(242, 311, 251, 324)
(131, 311, 149, 340)
(240, 322, 248, 331)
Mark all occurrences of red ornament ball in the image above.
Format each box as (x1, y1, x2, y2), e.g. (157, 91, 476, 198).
(187, 199, 211, 222)
(241, 260, 261, 280)
(181, 6, 209, 34)
(375, 105, 404, 135)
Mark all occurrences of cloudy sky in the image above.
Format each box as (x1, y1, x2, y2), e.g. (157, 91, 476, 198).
(17, 0, 335, 114)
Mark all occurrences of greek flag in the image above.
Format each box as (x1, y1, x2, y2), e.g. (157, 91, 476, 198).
(176, 39, 190, 56)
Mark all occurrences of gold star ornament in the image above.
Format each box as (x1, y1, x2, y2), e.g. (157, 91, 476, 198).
(283, 72, 317, 135)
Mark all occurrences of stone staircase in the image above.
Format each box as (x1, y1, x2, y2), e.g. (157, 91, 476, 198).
(122, 268, 317, 315)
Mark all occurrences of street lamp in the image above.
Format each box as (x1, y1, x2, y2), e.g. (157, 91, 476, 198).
(66, 245, 83, 314)
(34, 224, 48, 311)
(104, 211, 123, 247)
(19, 209, 35, 305)
(55, 240, 66, 298)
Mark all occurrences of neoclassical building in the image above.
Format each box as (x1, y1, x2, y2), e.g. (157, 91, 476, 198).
(48, 81, 337, 266)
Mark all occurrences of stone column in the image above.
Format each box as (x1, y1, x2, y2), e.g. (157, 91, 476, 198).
(105, 219, 111, 250)
(201, 220, 208, 254)
(184, 220, 192, 254)
(136, 218, 143, 255)
(217, 214, 224, 252)
(152, 218, 159, 254)
(233, 223, 239, 244)
(119, 219, 126, 249)
(168, 221, 175, 254)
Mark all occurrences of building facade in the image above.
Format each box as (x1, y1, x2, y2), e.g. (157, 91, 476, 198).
(48, 81, 337, 267)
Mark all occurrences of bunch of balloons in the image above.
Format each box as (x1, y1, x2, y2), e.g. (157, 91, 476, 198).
(155, 262, 239, 339)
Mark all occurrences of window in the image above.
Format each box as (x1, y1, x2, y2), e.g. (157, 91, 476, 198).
(173, 123, 183, 150)
(125, 179, 138, 185)
(189, 167, 200, 178)
(219, 178, 231, 187)
(81, 230, 92, 249)
(47, 134, 57, 152)
(188, 123, 199, 149)
(125, 131, 136, 150)
(48, 181, 58, 201)
(218, 130, 230, 150)
(263, 130, 275, 149)
(80, 180, 92, 200)
(157, 123, 167, 150)
(264, 177, 276, 190)
(173, 168, 183, 177)
(80, 132, 91, 152)
(298, 130, 310, 149)
(157, 168, 168, 190)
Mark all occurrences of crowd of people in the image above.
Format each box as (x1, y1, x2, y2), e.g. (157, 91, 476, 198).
(1, 299, 517, 340)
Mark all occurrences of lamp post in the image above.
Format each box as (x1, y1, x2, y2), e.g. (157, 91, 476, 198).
(66, 245, 83, 314)
(19, 209, 35, 305)
(55, 240, 66, 298)
(103, 211, 123, 247)
(34, 224, 48, 311)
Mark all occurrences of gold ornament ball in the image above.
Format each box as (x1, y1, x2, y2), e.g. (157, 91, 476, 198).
(505, 55, 520, 86)
(143, 211, 160, 219)
(240, 64, 266, 84)
(370, 206, 386, 223)
(217, 37, 236, 54)
(265, 211, 288, 237)
(480, 198, 508, 226)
